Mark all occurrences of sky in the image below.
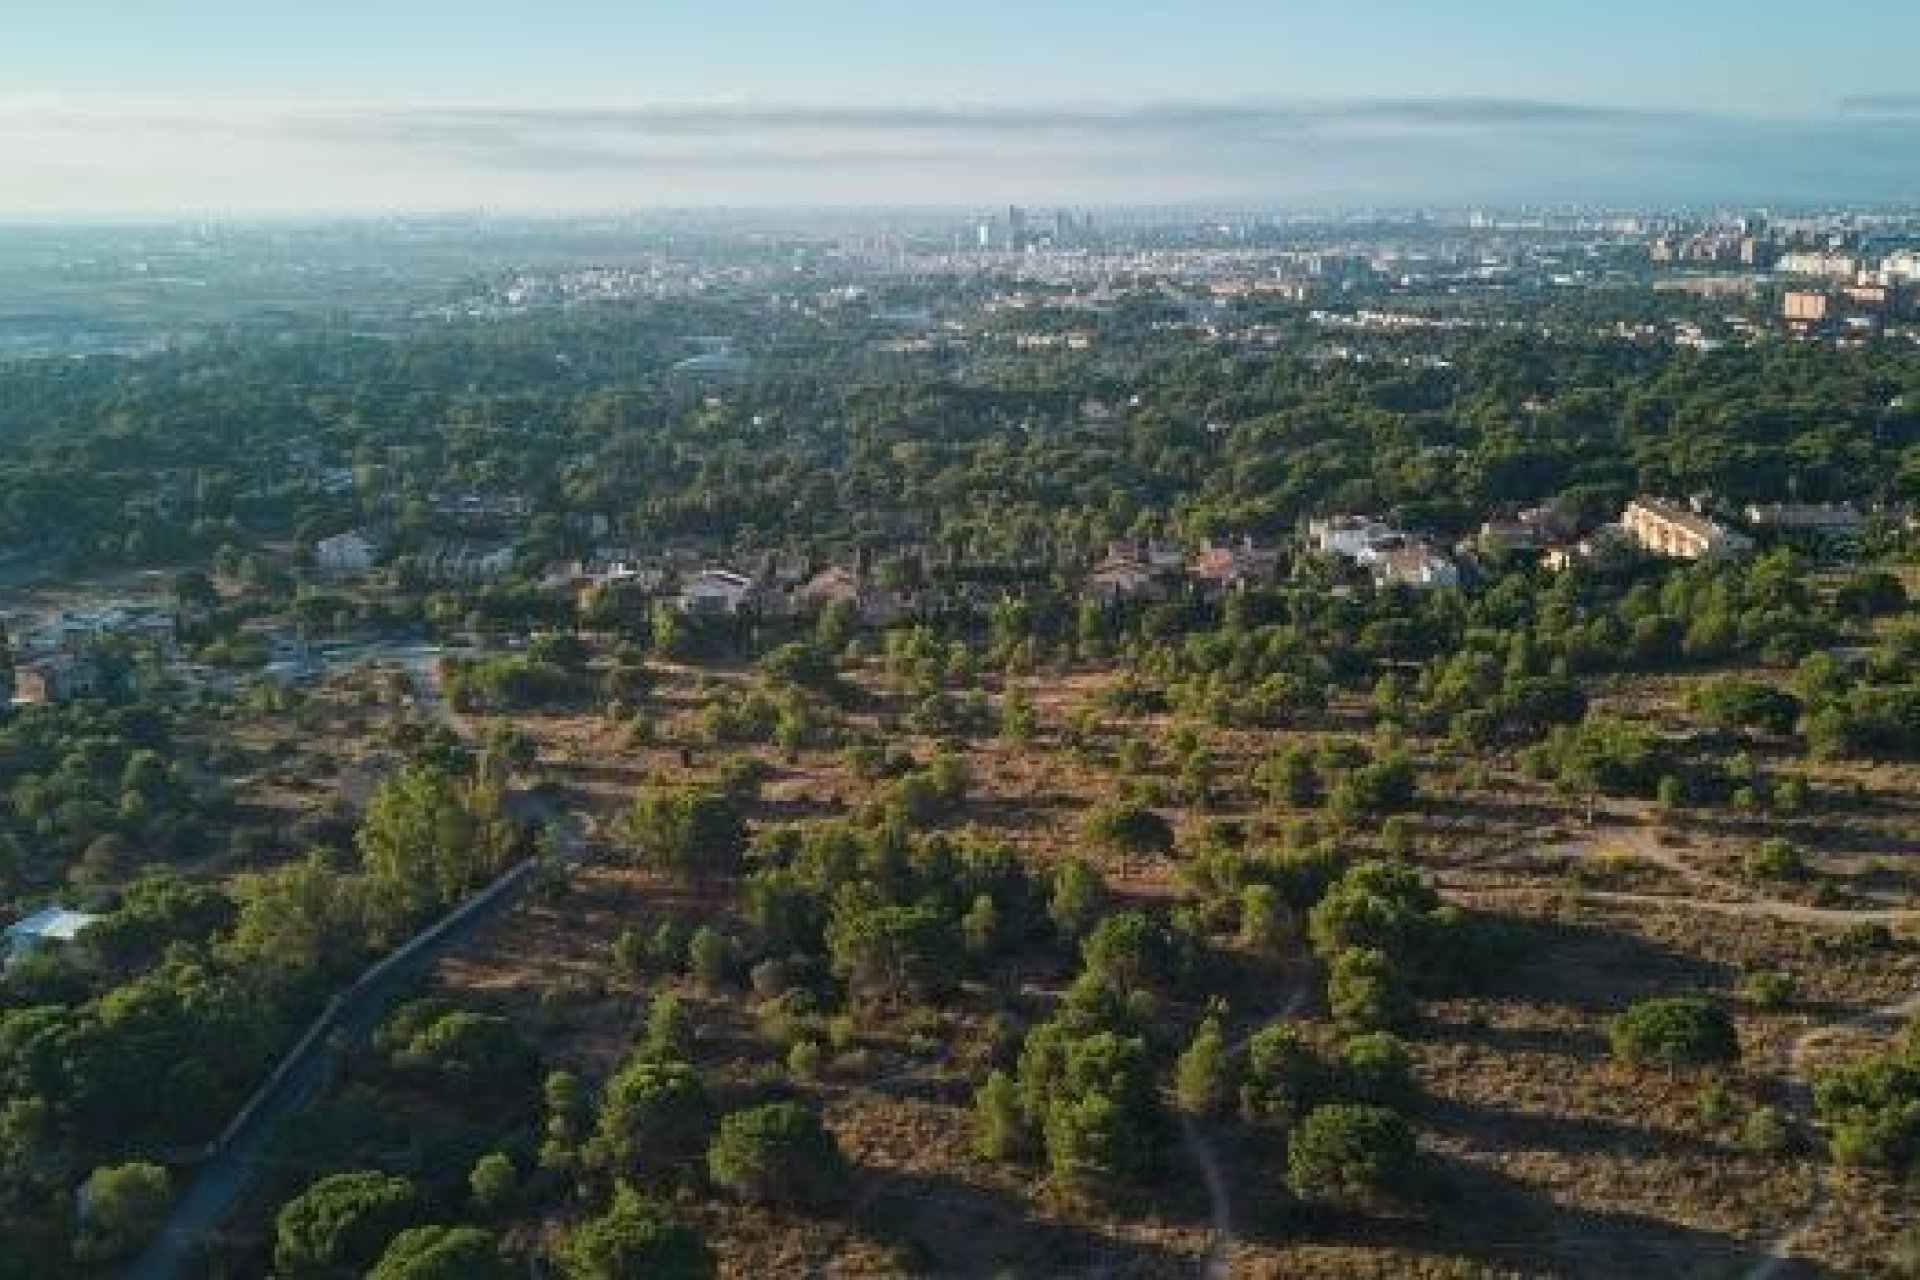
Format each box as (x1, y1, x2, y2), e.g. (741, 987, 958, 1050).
(3, 1, 1919, 213)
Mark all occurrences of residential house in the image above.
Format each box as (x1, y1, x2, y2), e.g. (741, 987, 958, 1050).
(678, 568, 758, 616)
(12, 655, 99, 705)
(1084, 543, 1176, 605)
(1370, 545, 1462, 590)
(1621, 499, 1754, 561)
(316, 529, 385, 577)
(1307, 515, 1406, 563)
(4, 907, 101, 966)
(793, 565, 864, 615)
(1189, 537, 1281, 594)
(1476, 507, 1575, 555)
(1744, 502, 1864, 537)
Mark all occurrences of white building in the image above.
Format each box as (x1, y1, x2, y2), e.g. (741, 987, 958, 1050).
(678, 569, 758, 616)
(4, 907, 101, 965)
(315, 530, 384, 577)
(1308, 515, 1406, 563)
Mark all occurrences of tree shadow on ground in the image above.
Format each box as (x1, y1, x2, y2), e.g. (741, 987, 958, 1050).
(1467, 912, 1736, 1016)
(1232, 1153, 1847, 1280)
(854, 1163, 1197, 1277)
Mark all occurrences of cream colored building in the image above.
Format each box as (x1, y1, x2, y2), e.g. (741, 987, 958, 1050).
(1621, 499, 1754, 561)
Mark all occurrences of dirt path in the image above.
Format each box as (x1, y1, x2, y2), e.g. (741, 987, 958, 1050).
(1462, 811, 1920, 1278)
(1179, 983, 1312, 1279)
(1741, 987, 1920, 1280)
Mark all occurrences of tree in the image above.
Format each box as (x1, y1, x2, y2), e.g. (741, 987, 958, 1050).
(1337, 1033, 1417, 1109)
(593, 1060, 715, 1184)
(707, 1103, 848, 1207)
(73, 1161, 169, 1264)
(760, 640, 838, 692)
(357, 763, 517, 920)
(541, 1069, 590, 1175)
(973, 1068, 1030, 1160)
(1083, 801, 1175, 856)
(826, 891, 961, 1005)
(560, 1187, 715, 1280)
(1080, 911, 1176, 994)
(370, 1226, 513, 1280)
(1044, 1089, 1145, 1194)
(274, 1171, 423, 1280)
(1285, 1104, 1421, 1210)
(468, 1152, 518, 1217)
(1174, 1017, 1235, 1116)
(687, 925, 733, 988)
(638, 991, 696, 1062)
(1048, 859, 1107, 943)
(1241, 1022, 1323, 1122)
(1238, 883, 1290, 957)
(1328, 947, 1415, 1032)
(621, 788, 746, 889)
(1608, 997, 1740, 1069)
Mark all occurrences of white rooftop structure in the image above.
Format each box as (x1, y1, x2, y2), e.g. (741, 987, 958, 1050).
(4, 907, 102, 963)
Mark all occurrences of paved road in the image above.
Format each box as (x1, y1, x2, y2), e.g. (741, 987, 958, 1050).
(127, 810, 583, 1280)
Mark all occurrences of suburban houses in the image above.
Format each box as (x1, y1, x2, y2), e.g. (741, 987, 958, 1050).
(1621, 498, 1757, 561)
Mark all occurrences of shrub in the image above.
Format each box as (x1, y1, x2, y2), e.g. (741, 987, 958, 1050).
(560, 1188, 714, 1280)
(593, 1060, 714, 1184)
(707, 1103, 848, 1207)
(1285, 1104, 1422, 1210)
(1743, 838, 1806, 881)
(1082, 801, 1175, 855)
(1607, 997, 1739, 1068)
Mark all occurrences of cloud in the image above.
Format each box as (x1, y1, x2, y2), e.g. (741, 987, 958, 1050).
(1, 96, 1916, 211)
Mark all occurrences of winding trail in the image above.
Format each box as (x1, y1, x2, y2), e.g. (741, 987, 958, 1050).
(1740, 986, 1920, 1280)
(1178, 982, 1312, 1279)
(1457, 811, 1920, 1278)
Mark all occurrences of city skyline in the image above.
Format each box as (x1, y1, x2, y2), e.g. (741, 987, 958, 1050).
(5, 1, 1920, 213)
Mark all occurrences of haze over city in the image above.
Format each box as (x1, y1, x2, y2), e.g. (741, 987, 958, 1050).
(10, 7, 1920, 1280)
(5, 0, 1920, 212)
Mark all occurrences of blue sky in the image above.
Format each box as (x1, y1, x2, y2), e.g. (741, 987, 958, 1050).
(4, 1, 1919, 211)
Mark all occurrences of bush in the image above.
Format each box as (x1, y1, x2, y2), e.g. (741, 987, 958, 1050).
(1328, 947, 1415, 1032)
(1285, 1104, 1422, 1210)
(707, 1103, 848, 1207)
(593, 1060, 715, 1184)
(1743, 838, 1806, 881)
(560, 1188, 715, 1280)
(1607, 997, 1739, 1068)
(1082, 801, 1175, 855)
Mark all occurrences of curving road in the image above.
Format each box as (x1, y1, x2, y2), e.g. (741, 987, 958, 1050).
(127, 810, 583, 1280)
